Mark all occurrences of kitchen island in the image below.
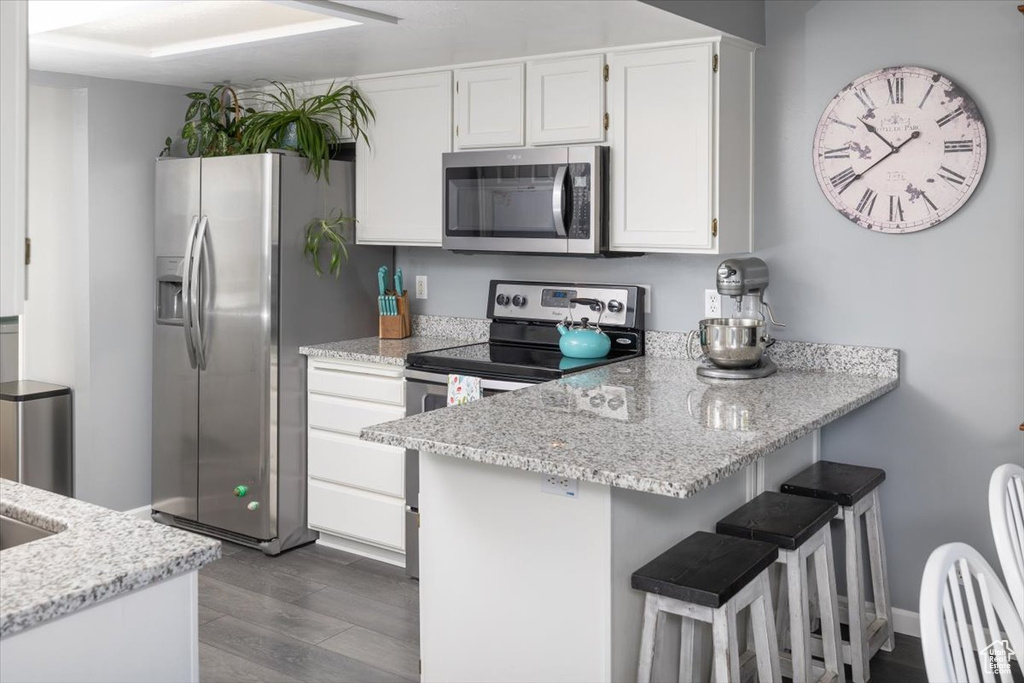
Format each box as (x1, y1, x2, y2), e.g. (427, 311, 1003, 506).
(0, 479, 220, 682)
(362, 343, 899, 682)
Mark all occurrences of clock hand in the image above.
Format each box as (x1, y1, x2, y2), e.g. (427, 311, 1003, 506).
(836, 131, 921, 193)
(858, 117, 897, 151)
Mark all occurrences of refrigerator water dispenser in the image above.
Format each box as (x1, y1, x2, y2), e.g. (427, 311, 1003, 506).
(156, 257, 184, 325)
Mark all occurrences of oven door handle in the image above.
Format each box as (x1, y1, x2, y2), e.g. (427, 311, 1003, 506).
(405, 369, 534, 393)
(551, 165, 569, 237)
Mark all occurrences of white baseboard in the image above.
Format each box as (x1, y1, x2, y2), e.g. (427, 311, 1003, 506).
(836, 595, 919, 638)
(123, 505, 153, 521)
(315, 530, 405, 568)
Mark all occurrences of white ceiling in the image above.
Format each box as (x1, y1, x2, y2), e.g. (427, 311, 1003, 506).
(28, 0, 720, 88)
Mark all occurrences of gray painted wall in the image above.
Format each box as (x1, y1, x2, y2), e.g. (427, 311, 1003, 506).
(28, 71, 190, 511)
(641, 0, 766, 45)
(396, 0, 1024, 613)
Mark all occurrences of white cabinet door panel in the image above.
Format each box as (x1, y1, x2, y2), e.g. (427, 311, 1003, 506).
(308, 479, 405, 550)
(527, 55, 605, 145)
(609, 44, 714, 252)
(308, 429, 404, 497)
(454, 64, 524, 149)
(308, 363, 404, 406)
(356, 71, 452, 246)
(308, 393, 405, 436)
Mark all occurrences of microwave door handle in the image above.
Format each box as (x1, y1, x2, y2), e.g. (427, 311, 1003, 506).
(182, 215, 199, 369)
(551, 165, 569, 237)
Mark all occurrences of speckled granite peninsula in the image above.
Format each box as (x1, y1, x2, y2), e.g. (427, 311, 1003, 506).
(0, 479, 220, 638)
(361, 349, 899, 498)
(300, 314, 488, 364)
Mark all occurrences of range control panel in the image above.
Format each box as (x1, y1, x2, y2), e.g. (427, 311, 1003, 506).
(487, 280, 644, 329)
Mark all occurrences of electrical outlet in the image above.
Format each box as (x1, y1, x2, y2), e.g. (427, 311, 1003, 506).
(415, 276, 428, 299)
(541, 474, 578, 498)
(704, 289, 721, 318)
(639, 285, 652, 314)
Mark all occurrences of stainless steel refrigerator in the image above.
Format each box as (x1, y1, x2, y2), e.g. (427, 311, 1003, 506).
(152, 152, 390, 554)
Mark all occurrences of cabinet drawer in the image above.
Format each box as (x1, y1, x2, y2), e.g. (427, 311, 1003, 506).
(308, 479, 405, 551)
(308, 364, 404, 406)
(308, 394, 405, 436)
(308, 429, 404, 497)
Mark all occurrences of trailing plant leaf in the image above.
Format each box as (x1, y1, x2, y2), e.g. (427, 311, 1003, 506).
(159, 136, 173, 157)
(304, 208, 354, 278)
(242, 80, 374, 182)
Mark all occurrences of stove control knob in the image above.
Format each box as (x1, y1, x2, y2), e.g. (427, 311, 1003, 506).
(495, 293, 510, 306)
(607, 299, 624, 314)
(512, 294, 527, 308)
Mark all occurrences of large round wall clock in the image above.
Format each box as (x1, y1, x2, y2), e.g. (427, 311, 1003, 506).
(812, 66, 987, 233)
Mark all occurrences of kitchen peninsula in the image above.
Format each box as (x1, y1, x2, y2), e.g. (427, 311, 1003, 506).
(361, 341, 899, 682)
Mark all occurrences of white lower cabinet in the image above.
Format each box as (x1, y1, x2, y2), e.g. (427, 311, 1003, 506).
(306, 358, 407, 565)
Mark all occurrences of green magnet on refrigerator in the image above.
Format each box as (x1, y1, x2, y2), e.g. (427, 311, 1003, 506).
(233, 485, 248, 497)
(247, 501, 260, 511)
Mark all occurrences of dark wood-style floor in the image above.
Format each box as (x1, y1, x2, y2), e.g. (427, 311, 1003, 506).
(198, 541, 930, 683)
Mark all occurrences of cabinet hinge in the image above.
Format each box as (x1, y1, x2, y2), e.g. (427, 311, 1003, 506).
(419, 660, 422, 674)
(711, 218, 718, 238)
(24, 238, 31, 265)
(603, 112, 609, 131)
(456, 81, 459, 94)
(455, 124, 459, 136)
(603, 64, 609, 82)
(712, 54, 719, 73)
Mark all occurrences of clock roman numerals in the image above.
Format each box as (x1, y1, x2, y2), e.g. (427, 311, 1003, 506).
(936, 165, 967, 186)
(887, 77, 904, 104)
(830, 167, 857, 194)
(944, 140, 973, 153)
(830, 117, 857, 130)
(856, 188, 877, 216)
(922, 193, 938, 212)
(821, 146, 851, 159)
(854, 88, 877, 111)
(936, 107, 966, 127)
(889, 195, 904, 222)
(918, 83, 935, 109)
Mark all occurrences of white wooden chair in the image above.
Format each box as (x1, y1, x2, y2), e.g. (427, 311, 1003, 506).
(989, 463, 1024, 617)
(920, 542, 1024, 683)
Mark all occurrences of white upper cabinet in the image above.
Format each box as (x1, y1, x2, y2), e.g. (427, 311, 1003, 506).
(526, 54, 606, 146)
(454, 64, 524, 149)
(608, 41, 753, 254)
(355, 71, 452, 246)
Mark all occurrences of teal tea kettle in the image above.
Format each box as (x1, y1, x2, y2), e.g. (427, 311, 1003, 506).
(556, 298, 611, 359)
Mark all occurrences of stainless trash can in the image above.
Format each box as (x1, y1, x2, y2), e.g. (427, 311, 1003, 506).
(0, 381, 73, 496)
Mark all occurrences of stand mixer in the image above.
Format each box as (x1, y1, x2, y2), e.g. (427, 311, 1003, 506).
(697, 257, 786, 380)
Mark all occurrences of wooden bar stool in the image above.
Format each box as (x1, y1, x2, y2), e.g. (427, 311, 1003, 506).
(781, 461, 893, 683)
(716, 492, 844, 683)
(632, 531, 782, 683)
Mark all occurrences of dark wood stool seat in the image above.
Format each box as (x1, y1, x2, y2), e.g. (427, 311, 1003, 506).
(715, 491, 839, 550)
(632, 531, 782, 682)
(780, 460, 886, 507)
(631, 531, 779, 608)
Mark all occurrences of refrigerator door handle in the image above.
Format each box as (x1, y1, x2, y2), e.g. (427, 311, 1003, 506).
(189, 215, 209, 370)
(182, 215, 200, 369)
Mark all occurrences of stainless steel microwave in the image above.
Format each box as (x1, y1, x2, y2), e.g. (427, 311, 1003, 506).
(442, 146, 609, 255)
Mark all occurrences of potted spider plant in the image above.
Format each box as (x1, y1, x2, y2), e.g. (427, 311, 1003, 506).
(304, 208, 355, 278)
(241, 80, 374, 182)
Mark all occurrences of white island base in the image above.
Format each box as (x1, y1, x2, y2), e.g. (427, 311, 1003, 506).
(419, 432, 819, 683)
(0, 572, 199, 683)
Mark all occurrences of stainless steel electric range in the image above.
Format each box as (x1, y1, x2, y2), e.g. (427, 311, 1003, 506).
(401, 280, 646, 577)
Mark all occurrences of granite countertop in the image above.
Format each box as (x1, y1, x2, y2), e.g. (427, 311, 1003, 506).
(0, 479, 220, 638)
(300, 335, 471, 366)
(300, 314, 490, 365)
(361, 355, 899, 499)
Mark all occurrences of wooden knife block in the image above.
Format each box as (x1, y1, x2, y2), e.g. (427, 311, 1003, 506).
(379, 291, 411, 339)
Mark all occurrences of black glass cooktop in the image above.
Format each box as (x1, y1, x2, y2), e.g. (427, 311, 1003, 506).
(406, 342, 641, 382)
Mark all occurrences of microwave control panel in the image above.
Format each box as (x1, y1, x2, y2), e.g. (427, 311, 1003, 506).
(567, 164, 591, 239)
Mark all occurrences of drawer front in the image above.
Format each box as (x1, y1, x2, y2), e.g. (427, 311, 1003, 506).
(308, 429, 404, 497)
(308, 479, 405, 551)
(308, 394, 405, 436)
(308, 364, 404, 406)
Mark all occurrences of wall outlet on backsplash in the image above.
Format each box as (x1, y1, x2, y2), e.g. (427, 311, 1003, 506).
(704, 289, 721, 318)
(415, 276, 428, 299)
(640, 285, 651, 314)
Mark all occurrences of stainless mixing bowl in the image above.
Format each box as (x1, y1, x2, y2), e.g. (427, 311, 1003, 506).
(699, 318, 770, 369)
